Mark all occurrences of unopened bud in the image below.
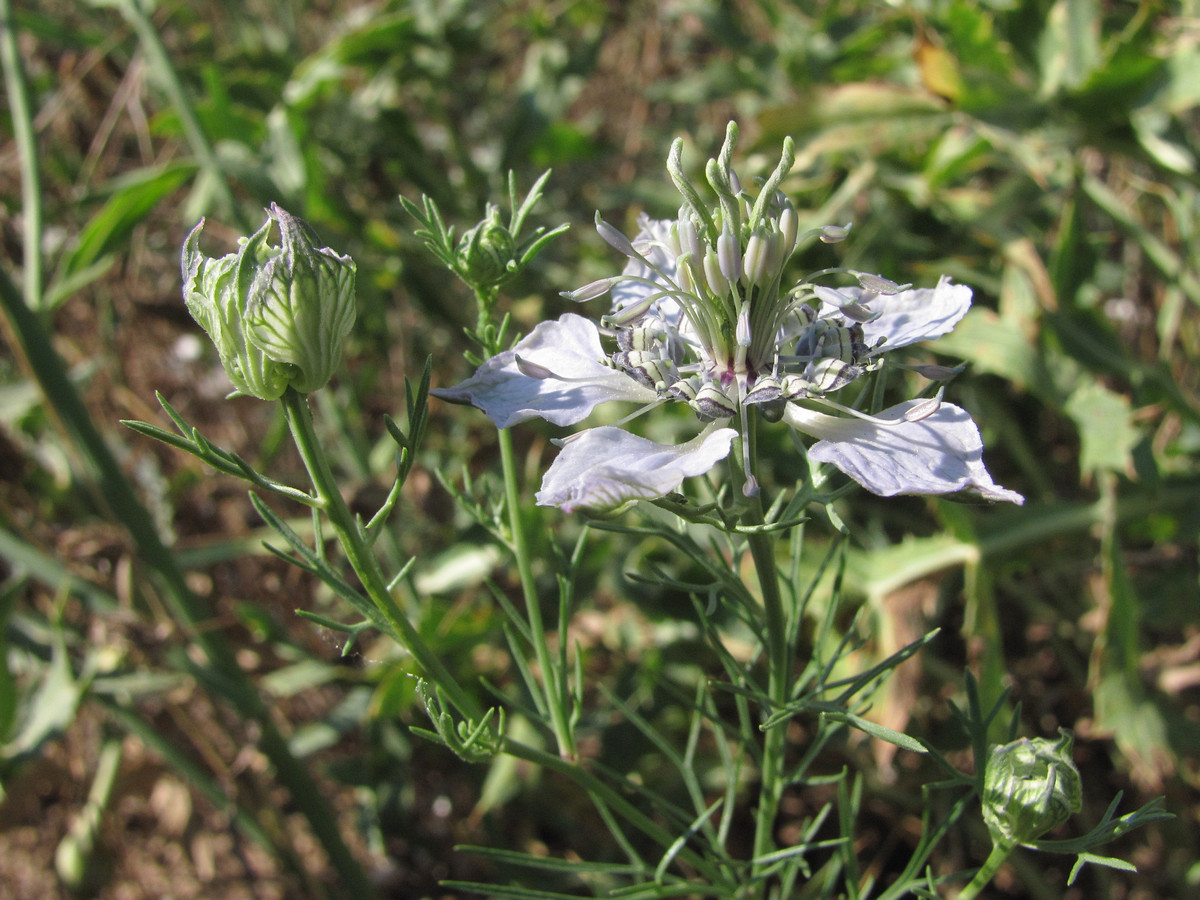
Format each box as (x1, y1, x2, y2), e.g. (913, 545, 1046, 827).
(982, 730, 1083, 847)
(182, 204, 356, 400)
(458, 206, 514, 286)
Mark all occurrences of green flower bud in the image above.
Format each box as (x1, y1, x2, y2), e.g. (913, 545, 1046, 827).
(456, 205, 514, 287)
(982, 729, 1083, 847)
(181, 204, 356, 399)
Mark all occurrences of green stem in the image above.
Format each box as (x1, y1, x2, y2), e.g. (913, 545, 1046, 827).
(55, 737, 122, 889)
(0, 265, 378, 900)
(281, 389, 480, 720)
(496, 426, 576, 758)
(476, 286, 575, 759)
(957, 842, 1013, 900)
(743, 418, 792, 893)
(0, 0, 43, 311)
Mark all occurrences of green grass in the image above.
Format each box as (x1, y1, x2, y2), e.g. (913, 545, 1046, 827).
(1, 1, 1197, 897)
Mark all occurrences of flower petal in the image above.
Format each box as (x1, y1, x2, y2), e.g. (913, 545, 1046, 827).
(857, 276, 973, 349)
(536, 425, 737, 512)
(432, 314, 657, 427)
(784, 400, 1024, 503)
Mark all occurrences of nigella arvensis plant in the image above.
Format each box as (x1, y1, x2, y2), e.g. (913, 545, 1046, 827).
(436, 123, 1024, 512)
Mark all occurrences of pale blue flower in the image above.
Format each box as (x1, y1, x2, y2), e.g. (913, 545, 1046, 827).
(536, 425, 738, 513)
(435, 124, 1023, 511)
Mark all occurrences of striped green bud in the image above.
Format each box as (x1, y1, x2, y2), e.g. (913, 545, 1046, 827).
(982, 730, 1082, 847)
(457, 205, 514, 287)
(182, 204, 356, 399)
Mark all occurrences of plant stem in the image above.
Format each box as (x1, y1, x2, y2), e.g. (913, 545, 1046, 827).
(281, 388, 480, 719)
(476, 288, 575, 759)
(740, 417, 792, 894)
(956, 842, 1013, 900)
(496, 426, 577, 759)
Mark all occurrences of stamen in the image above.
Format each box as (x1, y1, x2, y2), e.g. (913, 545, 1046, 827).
(819, 223, 852, 243)
(677, 215, 702, 262)
(514, 355, 556, 379)
(852, 271, 911, 295)
(903, 390, 944, 421)
(743, 230, 770, 286)
(813, 390, 943, 425)
(703, 246, 731, 297)
(608, 398, 668, 430)
(812, 286, 881, 323)
(514, 355, 609, 383)
(717, 229, 741, 283)
(779, 205, 798, 258)
(561, 277, 615, 303)
(595, 214, 638, 257)
(742, 474, 760, 498)
(604, 292, 657, 326)
(549, 398, 668, 448)
(895, 361, 965, 381)
(735, 306, 752, 348)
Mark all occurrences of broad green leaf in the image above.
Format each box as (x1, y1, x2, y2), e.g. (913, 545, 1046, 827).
(261, 659, 340, 698)
(760, 84, 950, 169)
(1, 630, 86, 767)
(414, 543, 504, 594)
(1092, 673, 1173, 790)
(1063, 382, 1140, 477)
(1039, 0, 1101, 96)
(932, 307, 1041, 388)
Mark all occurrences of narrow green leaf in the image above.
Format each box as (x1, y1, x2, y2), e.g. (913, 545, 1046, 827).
(58, 162, 197, 285)
(454, 844, 641, 876)
(437, 882, 597, 900)
(819, 711, 928, 754)
(1068, 852, 1137, 884)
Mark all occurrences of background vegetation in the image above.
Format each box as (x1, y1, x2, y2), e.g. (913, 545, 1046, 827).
(1, 0, 1197, 897)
